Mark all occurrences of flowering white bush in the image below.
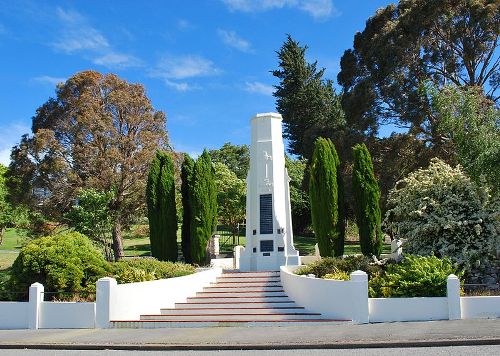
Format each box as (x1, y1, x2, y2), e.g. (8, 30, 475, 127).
(384, 158, 499, 274)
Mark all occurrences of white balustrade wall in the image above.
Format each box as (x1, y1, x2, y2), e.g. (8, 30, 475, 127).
(0, 266, 498, 329)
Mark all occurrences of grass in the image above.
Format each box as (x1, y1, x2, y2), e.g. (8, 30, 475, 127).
(0, 228, 27, 251)
(0, 252, 18, 270)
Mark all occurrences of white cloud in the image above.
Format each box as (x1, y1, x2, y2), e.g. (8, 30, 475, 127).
(93, 52, 143, 69)
(51, 7, 141, 70)
(221, 0, 338, 20)
(0, 148, 11, 166)
(218, 29, 253, 53)
(52, 8, 109, 53)
(150, 55, 220, 91)
(32, 75, 66, 86)
(177, 19, 194, 31)
(244, 81, 274, 96)
(0, 122, 31, 166)
(156, 55, 220, 79)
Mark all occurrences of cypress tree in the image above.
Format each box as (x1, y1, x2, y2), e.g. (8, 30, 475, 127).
(334, 151, 345, 257)
(146, 151, 178, 261)
(180, 154, 195, 263)
(309, 138, 344, 257)
(189, 150, 217, 265)
(352, 144, 383, 257)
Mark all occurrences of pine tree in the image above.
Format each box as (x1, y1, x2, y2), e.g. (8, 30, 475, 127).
(352, 144, 383, 257)
(146, 151, 177, 261)
(309, 138, 344, 257)
(180, 154, 195, 263)
(189, 150, 217, 265)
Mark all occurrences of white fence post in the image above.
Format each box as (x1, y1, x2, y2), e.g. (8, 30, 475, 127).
(28, 282, 44, 330)
(350, 270, 369, 324)
(95, 277, 117, 328)
(447, 274, 461, 320)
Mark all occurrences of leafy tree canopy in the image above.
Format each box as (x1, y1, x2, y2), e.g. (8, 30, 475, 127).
(273, 35, 345, 159)
(8, 70, 168, 259)
(338, 0, 499, 146)
(209, 142, 249, 180)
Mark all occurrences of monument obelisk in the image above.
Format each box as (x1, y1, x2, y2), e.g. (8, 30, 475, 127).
(237, 113, 300, 271)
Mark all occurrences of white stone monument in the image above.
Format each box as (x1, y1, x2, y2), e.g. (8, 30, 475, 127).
(237, 113, 300, 271)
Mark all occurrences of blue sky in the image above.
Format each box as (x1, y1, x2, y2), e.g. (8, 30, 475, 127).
(0, 0, 395, 164)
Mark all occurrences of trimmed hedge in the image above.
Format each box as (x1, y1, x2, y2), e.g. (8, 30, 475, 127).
(111, 258, 195, 284)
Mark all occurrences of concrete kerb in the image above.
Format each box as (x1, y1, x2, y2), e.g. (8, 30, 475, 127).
(0, 338, 499, 351)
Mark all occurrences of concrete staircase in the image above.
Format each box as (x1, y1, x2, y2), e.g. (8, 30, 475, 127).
(112, 270, 350, 328)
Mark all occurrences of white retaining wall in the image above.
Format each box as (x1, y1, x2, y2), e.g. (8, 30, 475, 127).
(280, 266, 369, 323)
(0, 302, 29, 329)
(96, 267, 223, 327)
(369, 297, 448, 322)
(39, 302, 96, 329)
(461, 296, 500, 319)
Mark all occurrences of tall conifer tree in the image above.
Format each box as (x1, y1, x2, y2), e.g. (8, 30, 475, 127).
(189, 151, 217, 265)
(309, 138, 344, 257)
(146, 151, 177, 261)
(352, 144, 383, 257)
(180, 154, 195, 263)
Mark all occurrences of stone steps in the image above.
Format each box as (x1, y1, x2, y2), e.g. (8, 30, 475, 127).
(111, 270, 351, 328)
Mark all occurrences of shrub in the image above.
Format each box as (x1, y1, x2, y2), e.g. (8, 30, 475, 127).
(189, 151, 217, 265)
(323, 270, 350, 281)
(111, 258, 195, 284)
(295, 255, 383, 278)
(7, 231, 109, 300)
(384, 158, 499, 275)
(146, 151, 178, 262)
(368, 255, 460, 298)
(352, 143, 383, 257)
(309, 138, 344, 257)
(130, 224, 150, 239)
(181, 154, 195, 264)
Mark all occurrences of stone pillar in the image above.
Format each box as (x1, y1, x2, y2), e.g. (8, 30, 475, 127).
(391, 239, 403, 261)
(350, 270, 369, 324)
(28, 282, 44, 330)
(95, 277, 117, 328)
(447, 274, 461, 320)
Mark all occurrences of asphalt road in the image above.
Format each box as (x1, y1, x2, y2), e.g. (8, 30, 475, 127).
(0, 346, 499, 355)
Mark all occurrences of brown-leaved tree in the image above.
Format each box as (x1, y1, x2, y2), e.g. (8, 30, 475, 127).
(8, 70, 168, 259)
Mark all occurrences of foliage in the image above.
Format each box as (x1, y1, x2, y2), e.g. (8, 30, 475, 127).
(7, 71, 168, 260)
(214, 162, 246, 240)
(111, 259, 195, 284)
(323, 271, 350, 281)
(384, 158, 499, 274)
(146, 151, 177, 262)
(295, 255, 382, 278)
(273, 35, 345, 159)
(285, 157, 311, 234)
(309, 138, 344, 257)
(369, 255, 460, 298)
(431, 85, 500, 194)
(338, 0, 499, 148)
(7, 231, 109, 300)
(180, 154, 195, 263)
(208, 142, 250, 180)
(190, 151, 217, 265)
(65, 188, 114, 261)
(352, 144, 383, 257)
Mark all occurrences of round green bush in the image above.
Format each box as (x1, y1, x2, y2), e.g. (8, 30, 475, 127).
(8, 231, 109, 299)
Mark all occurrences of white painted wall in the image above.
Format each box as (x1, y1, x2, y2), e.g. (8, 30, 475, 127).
(99, 267, 222, 323)
(39, 302, 95, 329)
(461, 296, 500, 319)
(0, 302, 29, 329)
(280, 266, 368, 323)
(369, 297, 448, 322)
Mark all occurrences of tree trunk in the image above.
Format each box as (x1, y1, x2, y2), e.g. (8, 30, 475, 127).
(112, 220, 124, 261)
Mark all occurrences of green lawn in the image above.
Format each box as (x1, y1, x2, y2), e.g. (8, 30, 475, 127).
(0, 229, 27, 251)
